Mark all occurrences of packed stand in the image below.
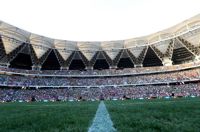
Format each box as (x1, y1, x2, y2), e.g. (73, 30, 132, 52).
(0, 83, 200, 102)
(0, 68, 199, 87)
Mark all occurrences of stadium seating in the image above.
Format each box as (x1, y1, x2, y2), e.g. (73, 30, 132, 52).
(1, 15, 200, 102)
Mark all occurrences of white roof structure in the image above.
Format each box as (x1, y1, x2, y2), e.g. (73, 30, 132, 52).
(77, 41, 100, 61)
(0, 14, 200, 60)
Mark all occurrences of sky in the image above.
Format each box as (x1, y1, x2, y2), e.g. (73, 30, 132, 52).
(0, 0, 200, 41)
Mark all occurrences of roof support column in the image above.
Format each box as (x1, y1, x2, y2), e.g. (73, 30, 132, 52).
(134, 64, 143, 68)
(162, 57, 172, 66)
(32, 65, 41, 70)
(86, 66, 93, 70)
(194, 55, 200, 62)
(60, 66, 69, 70)
(109, 66, 117, 69)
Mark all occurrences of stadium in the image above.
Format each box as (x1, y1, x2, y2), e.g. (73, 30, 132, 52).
(1, 3, 200, 131)
(0, 14, 200, 96)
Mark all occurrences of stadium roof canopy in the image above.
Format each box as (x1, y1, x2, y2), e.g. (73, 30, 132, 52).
(1, 14, 200, 45)
(0, 14, 200, 60)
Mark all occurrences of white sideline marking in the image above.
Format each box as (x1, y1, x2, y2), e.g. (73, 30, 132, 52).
(88, 101, 116, 132)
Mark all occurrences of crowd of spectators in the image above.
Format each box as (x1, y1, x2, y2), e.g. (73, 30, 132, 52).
(0, 83, 199, 102)
(0, 62, 200, 102)
(0, 68, 199, 87)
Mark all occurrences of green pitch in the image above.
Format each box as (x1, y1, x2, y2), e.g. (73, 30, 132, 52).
(0, 98, 200, 132)
(106, 98, 200, 132)
(0, 101, 99, 132)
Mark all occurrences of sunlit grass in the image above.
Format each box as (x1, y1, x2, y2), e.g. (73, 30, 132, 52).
(106, 98, 200, 132)
(0, 101, 99, 132)
(1, 98, 200, 132)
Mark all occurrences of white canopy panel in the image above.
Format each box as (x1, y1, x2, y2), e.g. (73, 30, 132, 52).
(153, 40, 171, 54)
(1, 36, 23, 54)
(174, 25, 188, 36)
(160, 33, 174, 40)
(185, 34, 200, 47)
(188, 18, 200, 29)
(0, 22, 30, 42)
(54, 40, 77, 50)
(32, 45, 49, 59)
(124, 38, 148, 48)
(104, 49, 120, 60)
(78, 42, 100, 61)
(30, 34, 54, 47)
(148, 35, 160, 43)
(181, 29, 200, 47)
(101, 40, 124, 60)
(129, 46, 146, 58)
(57, 49, 73, 61)
(54, 40, 77, 61)
(174, 39, 184, 49)
(30, 34, 53, 59)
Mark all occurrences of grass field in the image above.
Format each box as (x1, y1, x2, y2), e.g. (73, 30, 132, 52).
(0, 98, 200, 132)
(106, 98, 200, 132)
(0, 101, 99, 132)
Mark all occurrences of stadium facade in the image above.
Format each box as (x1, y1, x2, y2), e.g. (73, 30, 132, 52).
(0, 14, 200, 71)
